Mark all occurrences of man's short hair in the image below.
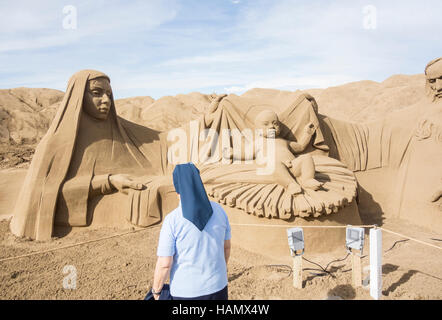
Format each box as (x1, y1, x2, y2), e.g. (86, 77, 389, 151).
(425, 57, 442, 76)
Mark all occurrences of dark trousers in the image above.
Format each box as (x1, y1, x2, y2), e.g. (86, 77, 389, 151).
(172, 285, 228, 300)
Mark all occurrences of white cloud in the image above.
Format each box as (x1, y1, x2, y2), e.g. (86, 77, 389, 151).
(0, 0, 178, 52)
(160, 46, 298, 66)
(0, 0, 441, 99)
(224, 75, 357, 94)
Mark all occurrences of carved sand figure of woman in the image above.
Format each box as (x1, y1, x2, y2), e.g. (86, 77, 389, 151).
(10, 70, 169, 241)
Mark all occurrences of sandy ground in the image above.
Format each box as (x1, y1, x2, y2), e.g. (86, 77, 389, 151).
(1, 213, 441, 300)
(1, 80, 440, 300)
(0, 143, 34, 170)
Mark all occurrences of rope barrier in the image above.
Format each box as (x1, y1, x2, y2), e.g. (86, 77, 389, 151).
(0, 225, 160, 263)
(230, 223, 376, 228)
(1, 223, 440, 263)
(380, 227, 442, 251)
(229, 223, 441, 251)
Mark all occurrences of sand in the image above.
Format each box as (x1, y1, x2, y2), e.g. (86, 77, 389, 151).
(1, 74, 441, 300)
(0, 215, 441, 300)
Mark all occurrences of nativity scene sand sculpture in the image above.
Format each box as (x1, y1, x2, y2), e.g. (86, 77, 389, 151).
(182, 93, 359, 220)
(8, 57, 442, 256)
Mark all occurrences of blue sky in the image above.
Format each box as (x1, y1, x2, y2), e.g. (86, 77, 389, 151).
(0, 0, 441, 99)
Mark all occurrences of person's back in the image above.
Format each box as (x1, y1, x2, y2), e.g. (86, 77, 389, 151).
(152, 162, 231, 300)
(158, 200, 230, 297)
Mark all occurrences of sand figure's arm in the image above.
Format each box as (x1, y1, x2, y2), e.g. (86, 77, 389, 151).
(90, 174, 143, 197)
(222, 138, 259, 162)
(204, 94, 227, 127)
(289, 122, 316, 154)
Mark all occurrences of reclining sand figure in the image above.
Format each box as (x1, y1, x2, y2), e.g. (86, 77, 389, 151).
(223, 109, 323, 195)
(171, 93, 359, 219)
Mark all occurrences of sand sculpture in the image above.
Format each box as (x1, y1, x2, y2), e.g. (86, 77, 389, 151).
(9, 70, 173, 240)
(178, 93, 358, 219)
(9, 70, 358, 241)
(318, 57, 442, 232)
(9, 57, 442, 241)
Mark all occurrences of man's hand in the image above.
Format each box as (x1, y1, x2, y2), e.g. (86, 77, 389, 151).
(109, 174, 143, 195)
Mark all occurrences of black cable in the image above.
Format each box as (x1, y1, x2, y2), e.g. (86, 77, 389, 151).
(302, 268, 330, 276)
(384, 239, 409, 253)
(262, 237, 429, 282)
(324, 252, 350, 271)
(302, 257, 335, 278)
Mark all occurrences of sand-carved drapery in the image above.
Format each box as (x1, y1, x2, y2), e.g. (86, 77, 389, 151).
(10, 71, 362, 242)
(10, 70, 172, 241)
(167, 93, 358, 220)
(320, 57, 442, 232)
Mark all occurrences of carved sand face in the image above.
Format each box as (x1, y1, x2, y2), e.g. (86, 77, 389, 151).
(255, 110, 280, 139)
(426, 59, 442, 102)
(83, 77, 113, 120)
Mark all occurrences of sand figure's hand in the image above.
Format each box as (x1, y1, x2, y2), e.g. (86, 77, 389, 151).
(207, 94, 227, 113)
(109, 174, 143, 195)
(283, 159, 292, 168)
(205, 94, 228, 127)
(303, 122, 316, 136)
(209, 93, 227, 102)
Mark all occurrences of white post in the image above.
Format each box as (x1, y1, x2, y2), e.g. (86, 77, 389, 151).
(369, 228, 382, 300)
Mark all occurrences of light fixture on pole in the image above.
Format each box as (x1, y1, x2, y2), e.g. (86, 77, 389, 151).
(346, 226, 365, 287)
(287, 227, 304, 256)
(346, 226, 365, 254)
(287, 227, 304, 289)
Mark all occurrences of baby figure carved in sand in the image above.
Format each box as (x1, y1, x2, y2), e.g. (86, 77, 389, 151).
(224, 109, 323, 195)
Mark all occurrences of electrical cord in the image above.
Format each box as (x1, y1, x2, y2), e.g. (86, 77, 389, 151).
(302, 257, 335, 278)
(384, 239, 409, 253)
(241, 235, 436, 283)
(298, 239, 418, 279)
(324, 252, 350, 270)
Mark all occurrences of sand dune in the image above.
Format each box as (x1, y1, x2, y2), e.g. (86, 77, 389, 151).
(0, 74, 425, 149)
